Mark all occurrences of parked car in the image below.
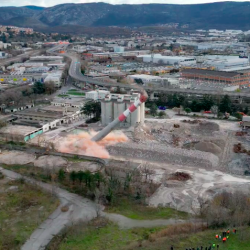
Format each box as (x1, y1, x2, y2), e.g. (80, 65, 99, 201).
(158, 106, 167, 110)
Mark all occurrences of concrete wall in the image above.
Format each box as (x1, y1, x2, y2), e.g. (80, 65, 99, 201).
(24, 129, 43, 141)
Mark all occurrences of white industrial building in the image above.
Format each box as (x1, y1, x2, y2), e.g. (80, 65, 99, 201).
(30, 56, 63, 61)
(203, 56, 249, 70)
(0, 42, 11, 49)
(44, 71, 63, 87)
(137, 54, 196, 65)
(7, 63, 44, 70)
(86, 90, 110, 101)
(114, 46, 125, 53)
(0, 51, 8, 58)
(101, 92, 145, 128)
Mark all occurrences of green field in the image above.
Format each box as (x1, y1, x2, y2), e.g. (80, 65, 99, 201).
(47, 218, 162, 250)
(67, 89, 85, 96)
(48, 220, 250, 250)
(171, 228, 250, 250)
(0, 178, 59, 250)
(105, 198, 188, 220)
(67, 92, 85, 96)
(58, 94, 69, 97)
(47, 216, 250, 250)
(140, 227, 250, 250)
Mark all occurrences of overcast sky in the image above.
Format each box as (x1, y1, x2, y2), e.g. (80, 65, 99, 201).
(0, 0, 248, 7)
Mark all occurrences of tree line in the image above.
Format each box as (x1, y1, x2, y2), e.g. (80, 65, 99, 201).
(57, 163, 158, 206)
(146, 93, 249, 117)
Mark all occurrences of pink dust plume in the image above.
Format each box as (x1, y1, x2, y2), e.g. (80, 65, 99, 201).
(57, 131, 128, 159)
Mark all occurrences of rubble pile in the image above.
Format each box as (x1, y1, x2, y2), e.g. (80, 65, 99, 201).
(182, 119, 202, 124)
(194, 141, 222, 155)
(233, 143, 250, 155)
(133, 123, 155, 142)
(235, 131, 247, 136)
(197, 121, 220, 133)
(168, 171, 192, 181)
(108, 142, 219, 168)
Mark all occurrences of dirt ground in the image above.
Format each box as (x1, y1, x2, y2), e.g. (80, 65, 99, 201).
(0, 151, 102, 173)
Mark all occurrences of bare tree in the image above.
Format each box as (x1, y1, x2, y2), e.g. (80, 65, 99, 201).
(44, 81, 56, 95)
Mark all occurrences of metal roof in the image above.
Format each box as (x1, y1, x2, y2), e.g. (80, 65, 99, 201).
(181, 69, 241, 78)
(243, 116, 250, 122)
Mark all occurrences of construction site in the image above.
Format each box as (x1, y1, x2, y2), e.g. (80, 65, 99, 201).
(0, 88, 249, 214)
(0, 107, 247, 214)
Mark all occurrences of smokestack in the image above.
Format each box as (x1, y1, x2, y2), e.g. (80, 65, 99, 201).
(91, 90, 148, 142)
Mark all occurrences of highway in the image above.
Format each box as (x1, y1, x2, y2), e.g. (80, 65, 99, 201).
(48, 45, 250, 99)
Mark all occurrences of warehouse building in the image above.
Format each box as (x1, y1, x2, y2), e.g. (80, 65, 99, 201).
(181, 69, 250, 85)
(137, 54, 196, 65)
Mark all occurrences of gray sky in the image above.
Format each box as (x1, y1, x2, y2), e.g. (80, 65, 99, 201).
(0, 0, 249, 7)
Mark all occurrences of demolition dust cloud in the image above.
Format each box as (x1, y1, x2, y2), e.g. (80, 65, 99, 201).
(58, 131, 128, 159)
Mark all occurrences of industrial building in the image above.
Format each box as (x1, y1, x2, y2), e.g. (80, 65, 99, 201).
(44, 71, 63, 87)
(127, 74, 162, 83)
(114, 46, 125, 53)
(137, 54, 196, 65)
(51, 99, 85, 108)
(242, 116, 250, 128)
(13, 104, 84, 136)
(181, 69, 250, 85)
(101, 92, 145, 128)
(0, 125, 43, 142)
(203, 56, 250, 70)
(29, 56, 64, 62)
(86, 90, 110, 101)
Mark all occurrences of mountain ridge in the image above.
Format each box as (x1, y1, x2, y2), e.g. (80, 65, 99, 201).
(1, 2, 250, 31)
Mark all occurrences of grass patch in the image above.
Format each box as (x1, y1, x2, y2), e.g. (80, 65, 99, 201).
(2, 164, 52, 183)
(67, 91, 85, 96)
(173, 228, 250, 250)
(105, 198, 188, 220)
(141, 227, 250, 250)
(0, 179, 59, 250)
(58, 94, 69, 97)
(47, 218, 162, 250)
(48, 222, 250, 250)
